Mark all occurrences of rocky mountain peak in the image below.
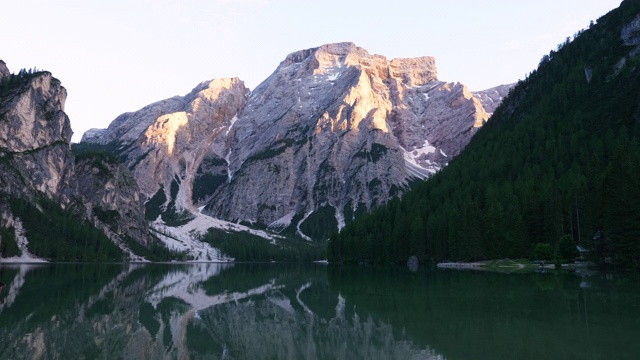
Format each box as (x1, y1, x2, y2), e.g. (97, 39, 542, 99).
(87, 77, 247, 146)
(84, 42, 513, 240)
(204, 43, 505, 235)
(279, 42, 438, 87)
(473, 83, 515, 115)
(282, 42, 361, 66)
(389, 57, 438, 86)
(82, 75, 248, 225)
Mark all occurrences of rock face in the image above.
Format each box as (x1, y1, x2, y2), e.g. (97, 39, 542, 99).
(622, 14, 640, 46)
(75, 158, 151, 244)
(83, 78, 247, 218)
(0, 62, 150, 255)
(0, 60, 9, 80)
(473, 84, 514, 115)
(83, 43, 513, 239)
(0, 69, 77, 206)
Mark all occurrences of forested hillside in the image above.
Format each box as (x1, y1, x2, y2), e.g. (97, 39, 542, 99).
(329, 0, 640, 269)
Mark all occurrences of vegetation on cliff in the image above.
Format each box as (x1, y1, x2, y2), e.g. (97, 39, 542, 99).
(4, 195, 123, 261)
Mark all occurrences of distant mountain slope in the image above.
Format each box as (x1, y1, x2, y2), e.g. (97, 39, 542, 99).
(83, 42, 512, 240)
(329, 0, 640, 268)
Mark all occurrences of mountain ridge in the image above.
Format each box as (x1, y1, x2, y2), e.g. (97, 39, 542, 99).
(83, 42, 512, 240)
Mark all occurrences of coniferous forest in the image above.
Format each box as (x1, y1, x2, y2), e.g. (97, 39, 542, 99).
(329, 0, 640, 269)
(4, 195, 123, 262)
(0, 67, 42, 98)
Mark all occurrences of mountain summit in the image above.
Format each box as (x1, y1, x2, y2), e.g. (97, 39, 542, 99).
(83, 42, 512, 240)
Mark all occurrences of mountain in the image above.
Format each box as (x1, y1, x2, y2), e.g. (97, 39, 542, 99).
(81, 78, 247, 226)
(328, 0, 640, 268)
(0, 68, 76, 204)
(0, 65, 151, 261)
(83, 42, 512, 240)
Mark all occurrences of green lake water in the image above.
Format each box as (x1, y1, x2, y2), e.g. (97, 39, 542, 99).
(0, 263, 638, 359)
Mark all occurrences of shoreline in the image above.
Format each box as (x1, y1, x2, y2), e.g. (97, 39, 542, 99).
(436, 259, 592, 272)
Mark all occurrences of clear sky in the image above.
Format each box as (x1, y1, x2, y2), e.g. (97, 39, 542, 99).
(1, 0, 622, 142)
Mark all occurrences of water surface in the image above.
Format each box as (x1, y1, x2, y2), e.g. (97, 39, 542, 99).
(0, 263, 638, 359)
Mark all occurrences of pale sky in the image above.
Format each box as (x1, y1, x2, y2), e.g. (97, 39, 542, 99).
(1, 0, 622, 142)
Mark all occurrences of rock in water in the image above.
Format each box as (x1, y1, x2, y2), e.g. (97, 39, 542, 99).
(407, 256, 419, 272)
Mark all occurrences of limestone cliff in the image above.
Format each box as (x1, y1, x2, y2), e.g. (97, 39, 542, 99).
(83, 78, 247, 221)
(0, 69, 77, 206)
(75, 157, 151, 245)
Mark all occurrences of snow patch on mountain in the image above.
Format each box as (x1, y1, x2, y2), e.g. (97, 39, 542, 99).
(401, 141, 440, 179)
(334, 204, 346, 231)
(296, 212, 314, 242)
(151, 212, 285, 260)
(0, 217, 47, 263)
(268, 210, 296, 233)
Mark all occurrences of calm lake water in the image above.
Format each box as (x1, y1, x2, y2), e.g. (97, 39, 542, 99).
(0, 263, 638, 360)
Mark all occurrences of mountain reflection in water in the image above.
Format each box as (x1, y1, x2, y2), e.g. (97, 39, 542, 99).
(1, 263, 639, 359)
(0, 263, 441, 359)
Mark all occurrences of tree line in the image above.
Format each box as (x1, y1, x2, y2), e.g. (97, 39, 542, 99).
(0, 67, 42, 98)
(201, 228, 326, 262)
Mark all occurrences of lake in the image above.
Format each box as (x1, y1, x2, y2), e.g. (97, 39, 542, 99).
(0, 263, 638, 359)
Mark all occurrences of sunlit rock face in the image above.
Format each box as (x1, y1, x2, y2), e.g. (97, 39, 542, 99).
(0, 69, 77, 206)
(84, 43, 512, 238)
(83, 78, 248, 215)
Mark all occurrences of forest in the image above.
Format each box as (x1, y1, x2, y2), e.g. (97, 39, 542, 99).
(0, 67, 43, 98)
(201, 228, 326, 263)
(329, 0, 640, 269)
(4, 195, 123, 262)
